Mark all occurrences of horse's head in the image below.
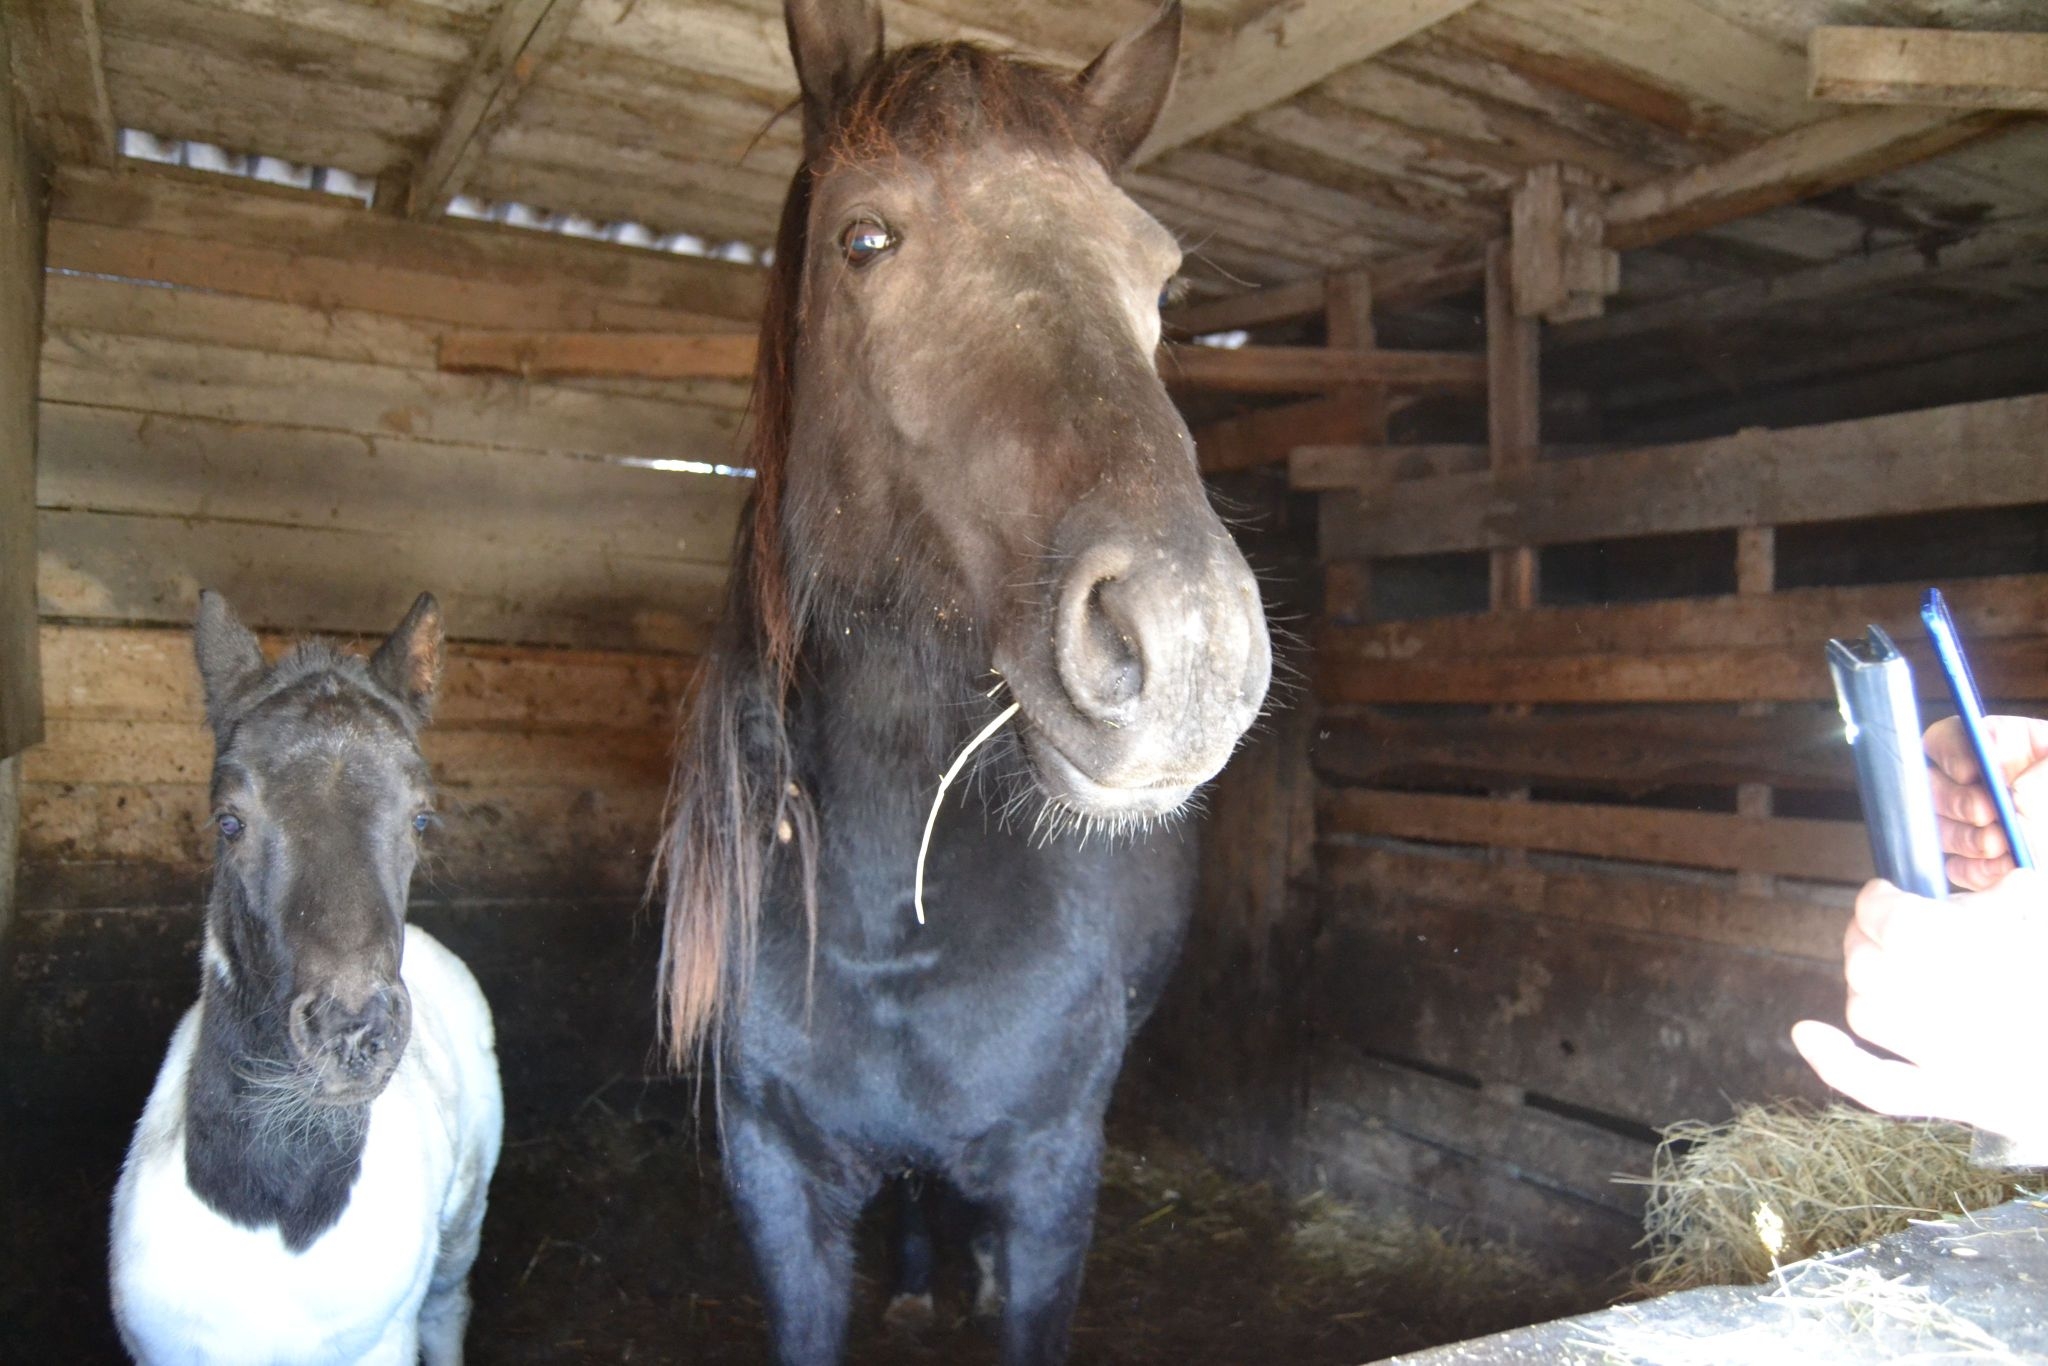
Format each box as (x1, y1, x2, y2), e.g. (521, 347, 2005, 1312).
(763, 0, 1271, 822)
(193, 592, 443, 1104)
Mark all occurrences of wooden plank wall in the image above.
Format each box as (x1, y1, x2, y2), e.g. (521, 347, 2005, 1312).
(12, 162, 767, 1117)
(1294, 389, 2048, 1269)
(1, 14, 45, 964)
(2, 15, 44, 761)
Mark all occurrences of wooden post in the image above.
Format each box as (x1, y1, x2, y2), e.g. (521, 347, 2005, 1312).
(1486, 240, 1540, 612)
(1324, 268, 1385, 620)
(1736, 527, 1777, 896)
(1486, 239, 1540, 859)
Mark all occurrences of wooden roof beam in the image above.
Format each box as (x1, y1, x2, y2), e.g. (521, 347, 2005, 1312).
(1811, 27, 2048, 112)
(407, 0, 587, 218)
(2, 0, 117, 166)
(1602, 106, 2018, 251)
(1171, 105, 2015, 331)
(1133, 0, 1483, 166)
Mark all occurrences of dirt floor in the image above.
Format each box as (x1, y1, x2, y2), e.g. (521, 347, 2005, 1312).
(2, 1078, 1602, 1364)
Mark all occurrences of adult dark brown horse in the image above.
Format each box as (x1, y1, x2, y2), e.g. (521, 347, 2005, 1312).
(657, 3, 1270, 1362)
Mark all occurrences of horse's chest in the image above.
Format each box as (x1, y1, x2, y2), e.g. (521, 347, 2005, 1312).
(746, 909, 1127, 1151)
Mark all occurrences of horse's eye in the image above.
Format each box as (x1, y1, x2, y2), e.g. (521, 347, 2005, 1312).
(839, 219, 897, 269)
(217, 814, 244, 841)
(412, 812, 433, 837)
(1158, 275, 1187, 310)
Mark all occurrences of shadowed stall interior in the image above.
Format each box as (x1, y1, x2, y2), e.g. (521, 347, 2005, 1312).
(7, 0, 2048, 1361)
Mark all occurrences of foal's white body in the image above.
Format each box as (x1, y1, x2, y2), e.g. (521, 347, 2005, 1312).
(110, 927, 503, 1366)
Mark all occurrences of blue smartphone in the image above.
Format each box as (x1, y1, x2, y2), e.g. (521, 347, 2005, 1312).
(1921, 587, 2034, 872)
(1826, 625, 1950, 898)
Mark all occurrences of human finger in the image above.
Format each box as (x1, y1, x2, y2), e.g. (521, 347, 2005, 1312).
(1791, 1021, 1961, 1122)
(1946, 850, 2015, 891)
(1925, 715, 2048, 789)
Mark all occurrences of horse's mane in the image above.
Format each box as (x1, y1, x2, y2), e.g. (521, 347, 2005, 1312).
(655, 42, 1092, 1076)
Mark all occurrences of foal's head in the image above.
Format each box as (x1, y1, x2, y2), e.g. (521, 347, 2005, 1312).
(193, 592, 443, 1104)
(763, 0, 1271, 819)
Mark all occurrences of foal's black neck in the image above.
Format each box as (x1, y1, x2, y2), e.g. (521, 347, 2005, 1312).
(182, 895, 369, 1254)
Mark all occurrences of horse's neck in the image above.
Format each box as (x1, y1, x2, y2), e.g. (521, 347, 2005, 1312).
(795, 623, 984, 833)
(180, 897, 371, 1252)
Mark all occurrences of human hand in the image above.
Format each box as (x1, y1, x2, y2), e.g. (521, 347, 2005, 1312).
(1925, 714, 2048, 890)
(1793, 870, 2048, 1152)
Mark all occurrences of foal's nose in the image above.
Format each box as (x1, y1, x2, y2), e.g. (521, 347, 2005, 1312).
(289, 985, 402, 1072)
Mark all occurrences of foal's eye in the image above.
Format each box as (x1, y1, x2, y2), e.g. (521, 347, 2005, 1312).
(839, 219, 897, 269)
(412, 812, 434, 837)
(1158, 275, 1188, 309)
(216, 814, 244, 841)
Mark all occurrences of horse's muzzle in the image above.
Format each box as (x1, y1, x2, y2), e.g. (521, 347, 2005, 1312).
(1003, 517, 1270, 816)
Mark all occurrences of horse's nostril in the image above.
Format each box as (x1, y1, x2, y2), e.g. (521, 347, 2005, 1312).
(1058, 565, 1146, 725)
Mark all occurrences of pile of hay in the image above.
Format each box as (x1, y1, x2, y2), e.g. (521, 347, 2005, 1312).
(1631, 1102, 2033, 1294)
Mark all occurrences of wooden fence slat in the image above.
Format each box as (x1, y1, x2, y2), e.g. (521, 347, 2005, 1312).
(50, 165, 766, 323)
(1321, 841, 1850, 964)
(1319, 788, 1874, 882)
(1194, 395, 1362, 475)
(36, 405, 746, 569)
(1320, 392, 2048, 558)
(38, 624, 691, 731)
(1315, 704, 1852, 793)
(1312, 888, 1841, 1129)
(38, 509, 725, 653)
(1167, 342, 1487, 395)
(38, 330, 746, 465)
(1320, 636, 2048, 705)
(23, 719, 674, 790)
(19, 781, 665, 902)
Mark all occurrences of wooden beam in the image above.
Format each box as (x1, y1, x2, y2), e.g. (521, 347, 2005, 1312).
(47, 165, 768, 331)
(1509, 164, 1617, 322)
(1, 21, 45, 759)
(1322, 573, 2048, 667)
(1166, 276, 1327, 336)
(1320, 788, 1873, 883)
(439, 329, 757, 381)
(1316, 705, 1851, 794)
(1485, 241, 1539, 612)
(1317, 574, 2048, 706)
(1811, 27, 2048, 112)
(1602, 106, 2016, 253)
(1315, 848, 1846, 1125)
(1554, 214, 2048, 347)
(1134, 0, 1483, 166)
(1320, 392, 2048, 558)
(1322, 267, 1386, 444)
(1288, 442, 1488, 491)
(2, 0, 116, 165)
(408, 0, 588, 216)
(1322, 842, 1851, 968)
(1165, 342, 1484, 394)
(1193, 395, 1359, 475)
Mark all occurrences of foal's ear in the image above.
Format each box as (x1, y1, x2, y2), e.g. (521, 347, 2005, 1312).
(1073, 2, 1183, 171)
(785, 0, 884, 159)
(193, 591, 266, 730)
(369, 592, 444, 723)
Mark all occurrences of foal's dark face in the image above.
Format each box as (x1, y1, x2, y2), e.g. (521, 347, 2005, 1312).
(194, 593, 443, 1104)
(783, 6, 1271, 821)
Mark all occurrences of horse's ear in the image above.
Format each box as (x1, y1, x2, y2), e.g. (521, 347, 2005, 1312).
(370, 592, 444, 723)
(193, 592, 266, 730)
(1073, 1, 1182, 171)
(785, 0, 885, 158)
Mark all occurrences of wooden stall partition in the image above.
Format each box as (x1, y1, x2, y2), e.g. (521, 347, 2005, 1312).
(0, 15, 45, 964)
(1297, 389, 2048, 1269)
(11, 162, 767, 1120)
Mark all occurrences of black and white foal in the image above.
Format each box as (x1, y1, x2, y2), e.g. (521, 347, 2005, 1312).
(110, 593, 502, 1366)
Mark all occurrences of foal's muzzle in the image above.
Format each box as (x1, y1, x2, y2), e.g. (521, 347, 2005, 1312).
(288, 981, 412, 1100)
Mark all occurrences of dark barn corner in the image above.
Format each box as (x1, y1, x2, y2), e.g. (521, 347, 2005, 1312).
(7, 1, 2048, 1362)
